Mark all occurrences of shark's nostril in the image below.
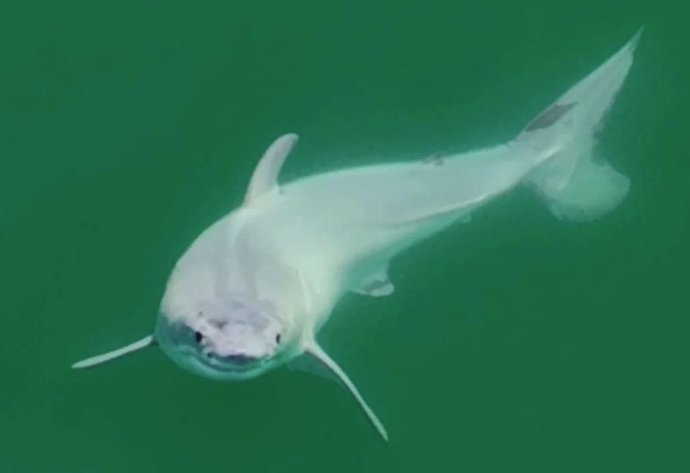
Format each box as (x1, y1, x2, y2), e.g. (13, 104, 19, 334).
(209, 318, 228, 329)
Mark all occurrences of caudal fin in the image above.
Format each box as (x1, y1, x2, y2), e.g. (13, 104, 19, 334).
(518, 29, 642, 222)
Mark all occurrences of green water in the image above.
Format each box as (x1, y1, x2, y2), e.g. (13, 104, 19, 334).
(1, 0, 688, 471)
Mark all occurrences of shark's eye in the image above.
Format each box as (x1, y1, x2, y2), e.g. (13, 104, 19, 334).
(194, 331, 203, 343)
(275, 333, 282, 344)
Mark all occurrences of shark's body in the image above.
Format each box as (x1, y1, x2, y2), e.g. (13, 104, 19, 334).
(74, 31, 642, 441)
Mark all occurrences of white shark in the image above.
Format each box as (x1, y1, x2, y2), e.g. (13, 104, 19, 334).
(73, 31, 642, 441)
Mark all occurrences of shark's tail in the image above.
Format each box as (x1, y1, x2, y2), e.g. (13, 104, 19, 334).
(516, 29, 642, 222)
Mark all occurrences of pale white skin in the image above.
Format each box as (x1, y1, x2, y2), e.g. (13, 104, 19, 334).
(73, 31, 641, 441)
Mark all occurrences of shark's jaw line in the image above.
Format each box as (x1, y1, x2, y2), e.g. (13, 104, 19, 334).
(168, 347, 272, 381)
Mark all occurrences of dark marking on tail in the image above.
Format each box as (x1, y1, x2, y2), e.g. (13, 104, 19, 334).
(525, 102, 576, 132)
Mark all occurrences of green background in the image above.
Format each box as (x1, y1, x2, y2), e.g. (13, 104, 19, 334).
(1, 0, 688, 471)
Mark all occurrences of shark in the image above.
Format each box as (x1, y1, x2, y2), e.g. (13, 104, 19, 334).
(73, 30, 642, 441)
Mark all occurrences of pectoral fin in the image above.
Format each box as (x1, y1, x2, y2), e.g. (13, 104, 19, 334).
(305, 342, 388, 441)
(72, 335, 155, 369)
(288, 352, 341, 385)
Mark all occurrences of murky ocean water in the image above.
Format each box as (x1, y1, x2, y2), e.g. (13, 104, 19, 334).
(1, 1, 688, 471)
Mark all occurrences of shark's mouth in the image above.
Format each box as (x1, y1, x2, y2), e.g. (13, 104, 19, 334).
(177, 346, 271, 380)
(203, 352, 267, 373)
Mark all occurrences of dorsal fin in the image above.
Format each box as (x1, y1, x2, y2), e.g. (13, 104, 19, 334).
(244, 134, 298, 205)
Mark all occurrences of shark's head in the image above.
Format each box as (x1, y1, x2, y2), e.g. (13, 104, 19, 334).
(69, 289, 303, 379)
(155, 291, 299, 380)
